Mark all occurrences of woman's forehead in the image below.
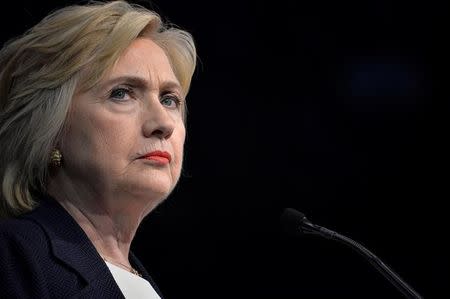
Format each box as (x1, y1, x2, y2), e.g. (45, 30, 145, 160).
(110, 38, 177, 82)
(80, 38, 181, 95)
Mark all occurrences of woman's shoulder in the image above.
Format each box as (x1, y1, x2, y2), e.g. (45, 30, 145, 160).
(0, 211, 84, 298)
(0, 196, 72, 242)
(0, 215, 49, 253)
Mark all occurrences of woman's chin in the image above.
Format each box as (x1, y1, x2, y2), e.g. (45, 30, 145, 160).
(121, 179, 173, 202)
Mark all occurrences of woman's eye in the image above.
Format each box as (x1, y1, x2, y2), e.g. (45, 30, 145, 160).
(109, 87, 133, 101)
(161, 94, 181, 109)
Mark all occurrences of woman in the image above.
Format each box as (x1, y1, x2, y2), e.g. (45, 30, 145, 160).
(0, 1, 196, 298)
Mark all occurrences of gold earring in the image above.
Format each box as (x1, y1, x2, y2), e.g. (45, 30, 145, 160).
(50, 149, 62, 167)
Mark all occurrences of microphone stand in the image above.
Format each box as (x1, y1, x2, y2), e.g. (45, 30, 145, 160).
(297, 214, 423, 299)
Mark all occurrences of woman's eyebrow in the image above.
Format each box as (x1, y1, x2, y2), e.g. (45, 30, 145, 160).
(100, 75, 182, 92)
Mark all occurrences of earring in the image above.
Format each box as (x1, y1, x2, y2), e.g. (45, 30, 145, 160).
(50, 149, 62, 167)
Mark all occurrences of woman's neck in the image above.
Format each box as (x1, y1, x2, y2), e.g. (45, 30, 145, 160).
(47, 176, 149, 268)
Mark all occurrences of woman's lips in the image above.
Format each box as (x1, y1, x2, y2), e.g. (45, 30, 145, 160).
(141, 151, 172, 164)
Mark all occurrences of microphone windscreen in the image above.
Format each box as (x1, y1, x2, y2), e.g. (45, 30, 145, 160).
(280, 208, 306, 236)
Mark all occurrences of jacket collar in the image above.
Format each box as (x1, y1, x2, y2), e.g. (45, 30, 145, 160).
(22, 195, 161, 297)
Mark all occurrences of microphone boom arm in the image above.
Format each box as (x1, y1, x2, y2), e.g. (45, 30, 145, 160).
(300, 219, 423, 299)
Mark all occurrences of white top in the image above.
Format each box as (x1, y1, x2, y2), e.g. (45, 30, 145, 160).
(105, 261, 161, 299)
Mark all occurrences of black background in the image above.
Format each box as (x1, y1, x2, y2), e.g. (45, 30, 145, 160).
(2, 0, 449, 298)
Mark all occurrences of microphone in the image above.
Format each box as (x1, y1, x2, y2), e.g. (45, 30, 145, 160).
(280, 208, 423, 299)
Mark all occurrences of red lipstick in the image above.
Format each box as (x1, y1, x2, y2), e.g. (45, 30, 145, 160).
(141, 151, 172, 164)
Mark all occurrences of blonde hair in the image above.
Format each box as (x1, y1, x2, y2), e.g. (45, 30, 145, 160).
(0, 0, 196, 218)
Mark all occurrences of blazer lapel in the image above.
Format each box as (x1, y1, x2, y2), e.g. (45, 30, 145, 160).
(24, 197, 124, 298)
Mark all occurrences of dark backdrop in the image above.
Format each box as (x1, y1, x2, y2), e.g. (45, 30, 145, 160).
(2, 1, 449, 298)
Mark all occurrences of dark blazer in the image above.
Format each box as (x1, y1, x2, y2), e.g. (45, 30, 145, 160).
(0, 196, 163, 298)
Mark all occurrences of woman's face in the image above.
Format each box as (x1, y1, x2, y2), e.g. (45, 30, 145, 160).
(60, 38, 186, 208)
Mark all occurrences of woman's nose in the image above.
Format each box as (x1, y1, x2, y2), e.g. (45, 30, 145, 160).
(142, 100, 175, 139)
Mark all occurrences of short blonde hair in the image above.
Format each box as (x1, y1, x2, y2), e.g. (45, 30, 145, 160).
(0, 0, 196, 218)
